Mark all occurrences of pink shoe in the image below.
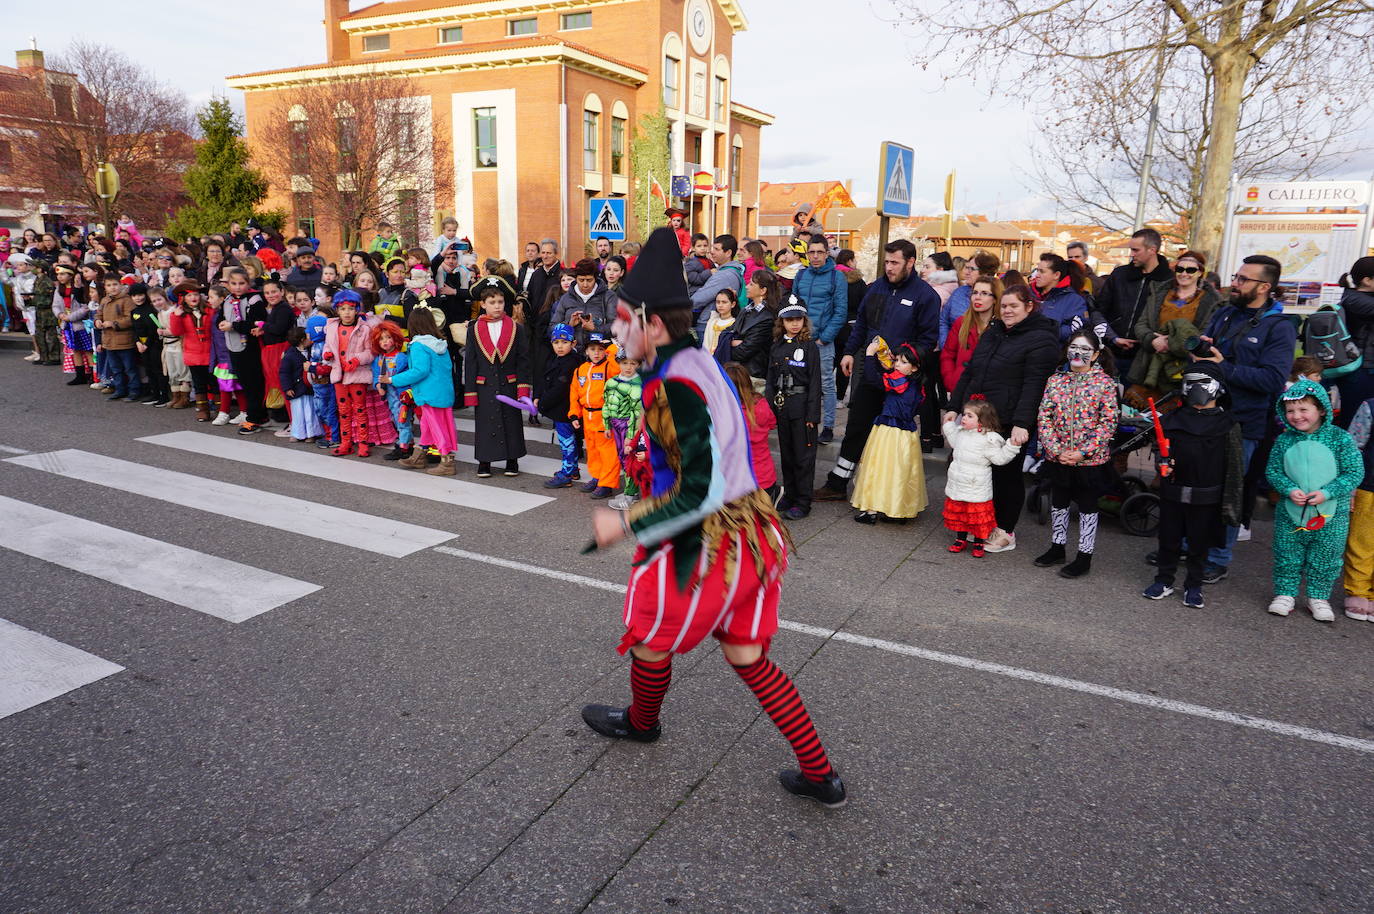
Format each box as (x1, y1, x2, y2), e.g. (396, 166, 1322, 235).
(1343, 595, 1372, 622)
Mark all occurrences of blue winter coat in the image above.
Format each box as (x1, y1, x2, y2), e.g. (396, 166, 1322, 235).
(845, 269, 941, 387)
(389, 335, 456, 408)
(1201, 300, 1297, 441)
(791, 258, 848, 344)
(1038, 286, 1090, 342)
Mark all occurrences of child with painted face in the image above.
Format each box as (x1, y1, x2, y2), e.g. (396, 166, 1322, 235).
(766, 302, 822, 519)
(851, 338, 927, 525)
(1264, 380, 1362, 621)
(539, 323, 584, 488)
(942, 398, 1023, 557)
(1144, 362, 1245, 609)
(570, 333, 616, 496)
(323, 289, 378, 457)
(1032, 332, 1120, 578)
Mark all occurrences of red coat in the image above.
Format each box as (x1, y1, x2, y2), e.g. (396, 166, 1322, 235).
(168, 306, 214, 366)
(940, 313, 984, 393)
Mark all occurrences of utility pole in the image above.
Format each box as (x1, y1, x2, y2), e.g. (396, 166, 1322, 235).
(1134, 16, 1170, 231)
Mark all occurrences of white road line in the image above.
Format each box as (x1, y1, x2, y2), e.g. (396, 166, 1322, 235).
(0, 496, 320, 623)
(454, 418, 587, 475)
(433, 546, 1374, 756)
(7, 450, 453, 558)
(138, 431, 553, 516)
(0, 445, 30, 455)
(0, 618, 123, 720)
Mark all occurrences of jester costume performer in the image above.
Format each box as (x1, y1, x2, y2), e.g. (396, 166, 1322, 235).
(581, 227, 846, 808)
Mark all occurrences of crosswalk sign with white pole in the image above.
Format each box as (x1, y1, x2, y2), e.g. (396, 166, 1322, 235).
(877, 141, 914, 218)
(589, 197, 627, 242)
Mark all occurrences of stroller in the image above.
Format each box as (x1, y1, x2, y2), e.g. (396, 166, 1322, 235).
(1028, 390, 1179, 537)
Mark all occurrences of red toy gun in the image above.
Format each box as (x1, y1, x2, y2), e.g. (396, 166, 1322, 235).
(1149, 397, 1171, 477)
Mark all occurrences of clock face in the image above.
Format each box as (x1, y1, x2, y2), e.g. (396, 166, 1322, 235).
(687, 0, 712, 54)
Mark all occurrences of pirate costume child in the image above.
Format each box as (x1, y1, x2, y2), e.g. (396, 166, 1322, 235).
(581, 227, 846, 808)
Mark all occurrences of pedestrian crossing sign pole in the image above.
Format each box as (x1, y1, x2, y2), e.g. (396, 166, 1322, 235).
(588, 197, 627, 242)
(875, 141, 914, 260)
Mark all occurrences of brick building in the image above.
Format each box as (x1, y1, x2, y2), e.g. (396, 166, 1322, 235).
(226, 0, 771, 262)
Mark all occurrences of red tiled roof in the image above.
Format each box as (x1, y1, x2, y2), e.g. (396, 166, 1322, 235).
(228, 34, 647, 81)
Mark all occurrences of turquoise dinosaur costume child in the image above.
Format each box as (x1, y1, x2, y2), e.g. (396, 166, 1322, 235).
(1264, 378, 1363, 607)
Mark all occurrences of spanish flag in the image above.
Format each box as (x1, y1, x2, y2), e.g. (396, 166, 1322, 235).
(692, 170, 714, 192)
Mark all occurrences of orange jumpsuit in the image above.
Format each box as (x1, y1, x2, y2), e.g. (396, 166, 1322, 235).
(570, 356, 619, 487)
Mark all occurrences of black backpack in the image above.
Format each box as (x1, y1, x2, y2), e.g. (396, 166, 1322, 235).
(1303, 304, 1362, 379)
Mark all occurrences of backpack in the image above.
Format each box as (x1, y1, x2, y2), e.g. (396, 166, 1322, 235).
(1303, 304, 1363, 379)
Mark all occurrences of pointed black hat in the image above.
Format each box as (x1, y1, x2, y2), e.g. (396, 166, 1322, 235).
(617, 226, 692, 314)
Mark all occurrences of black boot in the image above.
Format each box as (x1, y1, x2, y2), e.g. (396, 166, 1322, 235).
(384, 444, 407, 461)
(66, 367, 89, 386)
(1033, 543, 1067, 567)
(504, 459, 519, 477)
(1059, 552, 1093, 578)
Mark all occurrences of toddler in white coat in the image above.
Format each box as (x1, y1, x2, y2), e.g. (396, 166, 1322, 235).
(941, 397, 1022, 557)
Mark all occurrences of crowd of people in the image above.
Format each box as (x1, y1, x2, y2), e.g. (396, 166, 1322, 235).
(4, 213, 1374, 629)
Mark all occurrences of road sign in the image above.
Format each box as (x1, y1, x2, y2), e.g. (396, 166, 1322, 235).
(588, 197, 626, 242)
(877, 141, 913, 218)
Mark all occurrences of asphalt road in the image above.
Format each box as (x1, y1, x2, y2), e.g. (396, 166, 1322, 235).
(1, 352, 1371, 914)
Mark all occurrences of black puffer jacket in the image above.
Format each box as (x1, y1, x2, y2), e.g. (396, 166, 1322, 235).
(1340, 287, 1374, 363)
(950, 312, 1061, 433)
(1096, 257, 1173, 340)
(730, 303, 775, 379)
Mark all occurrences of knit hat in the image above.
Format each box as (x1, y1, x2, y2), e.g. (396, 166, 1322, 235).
(332, 288, 362, 307)
(616, 227, 691, 314)
(550, 323, 576, 343)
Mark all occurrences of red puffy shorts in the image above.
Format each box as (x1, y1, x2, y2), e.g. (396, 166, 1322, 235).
(618, 516, 788, 656)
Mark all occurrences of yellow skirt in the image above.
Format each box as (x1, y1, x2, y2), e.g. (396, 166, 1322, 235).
(851, 424, 928, 518)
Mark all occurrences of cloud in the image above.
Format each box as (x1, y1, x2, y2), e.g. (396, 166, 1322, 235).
(761, 151, 828, 170)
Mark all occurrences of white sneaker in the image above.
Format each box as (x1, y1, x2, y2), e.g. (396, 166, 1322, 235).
(607, 493, 636, 511)
(211, 411, 230, 426)
(1235, 525, 1252, 542)
(89, 381, 104, 389)
(273, 427, 293, 438)
(1267, 595, 1295, 617)
(1308, 598, 1335, 623)
(229, 413, 246, 425)
(983, 529, 1016, 553)
(23, 353, 39, 361)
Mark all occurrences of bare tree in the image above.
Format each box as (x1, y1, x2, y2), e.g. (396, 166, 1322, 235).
(260, 72, 453, 252)
(9, 40, 193, 231)
(891, 0, 1374, 261)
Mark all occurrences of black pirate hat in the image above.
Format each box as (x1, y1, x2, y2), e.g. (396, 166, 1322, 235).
(617, 227, 691, 314)
(472, 274, 515, 307)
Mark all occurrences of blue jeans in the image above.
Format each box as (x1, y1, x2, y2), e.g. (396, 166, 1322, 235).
(817, 340, 837, 430)
(1207, 437, 1259, 568)
(105, 348, 141, 398)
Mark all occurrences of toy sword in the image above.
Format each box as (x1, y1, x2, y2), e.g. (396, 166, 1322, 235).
(1149, 397, 1171, 477)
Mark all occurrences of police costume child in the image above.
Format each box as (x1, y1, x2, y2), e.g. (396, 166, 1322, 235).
(765, 297, 822, 518)
(581, 227, 846, 807)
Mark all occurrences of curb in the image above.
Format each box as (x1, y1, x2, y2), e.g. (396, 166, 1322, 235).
(0, 333, 32, 351)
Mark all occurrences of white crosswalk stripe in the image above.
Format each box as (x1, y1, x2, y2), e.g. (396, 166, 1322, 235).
(6, 450, 454, 558)
(0, 495, 320, 623)
(138, 431, 554, 515)
(0, 618, 123, 720)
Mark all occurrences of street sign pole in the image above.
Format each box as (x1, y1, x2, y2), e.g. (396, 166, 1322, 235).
(876, 140, 914, 267)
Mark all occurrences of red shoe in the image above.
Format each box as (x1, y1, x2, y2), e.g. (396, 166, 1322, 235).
(947, 539, 968, 553)
(333, 441, 354, 456)
(970, 542, 986, 558)
(356, 443, 370, 458)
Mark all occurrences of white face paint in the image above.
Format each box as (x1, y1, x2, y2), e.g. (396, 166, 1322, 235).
(612, 299, 652, 363)
(1067, 343, 1095, 369)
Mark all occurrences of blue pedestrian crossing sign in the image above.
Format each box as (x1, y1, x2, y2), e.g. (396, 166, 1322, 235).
(877, 141, 914, 218)
(589, 197, 627, 242)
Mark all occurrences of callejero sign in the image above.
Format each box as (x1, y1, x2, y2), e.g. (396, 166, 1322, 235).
(1243, 180, 1370, 206)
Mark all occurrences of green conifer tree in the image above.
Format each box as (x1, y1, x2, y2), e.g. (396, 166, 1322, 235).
(165, 99, 279, 240)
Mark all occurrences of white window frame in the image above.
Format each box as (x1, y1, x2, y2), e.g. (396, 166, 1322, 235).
(362, 33, 390, 53)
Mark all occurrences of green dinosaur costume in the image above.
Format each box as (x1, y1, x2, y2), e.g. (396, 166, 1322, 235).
(1264, 379, 1363, 598)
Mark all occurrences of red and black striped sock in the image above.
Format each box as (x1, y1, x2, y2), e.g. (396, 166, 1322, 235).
(732, 656, 834, 782)
(627, 654, 672, 731)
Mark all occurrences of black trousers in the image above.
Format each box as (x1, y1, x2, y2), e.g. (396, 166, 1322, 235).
(829, 381, 885, 485)
(189, 364, 213, 398)
(1156, 499, 1221, 590)
(990, 443, 1030, 534)
(833, 325, 852, 402)
(1048, 463, 1110, 513)
(227, 346, 267, 424)
(776, 414, 817, 510)
(140, 342, 170, 401)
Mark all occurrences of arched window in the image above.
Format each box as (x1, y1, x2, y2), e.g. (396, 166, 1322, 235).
(662, 33, 683, 108)
(611, 100, 629, 176)
(583, 93, 602, 172)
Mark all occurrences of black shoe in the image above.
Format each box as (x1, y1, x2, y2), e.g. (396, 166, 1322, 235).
(66, 374, 87, 386)
(139, 395, 160, 404)
(877, 513, 908, 525)
(504, 460, 519, 477)
(1059, 552, 1093, 578)
(477, 462, 492, 478)
(853, 511, 878, 525)
(581, 705, 661, 743)
(1034, 543, 1067, 567)
(818, 427, 834, 444)
(384, 445, 407, 461)
(1201, 563, 1228, 585)
(779, 770, 847, 808)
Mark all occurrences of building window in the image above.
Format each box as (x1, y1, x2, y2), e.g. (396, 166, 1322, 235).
(663, 57, 680, 107)
(611, 116, 626, 175)
(55, 147, 80, 180)
(52, 85, 73, 118)
(714, 77, 727, 122)
(396, 190, 419, 248)
(362, 34, 390, 53)
(731, 144, 741, 190)
(293, 193, 314, 243)
(560, 12, 592, 29)
(0, 139, 11, 173)
(583, 109, 599, 172)
(508, 17, 537, 35)
(439, 26, 463, 44)
(473, 107, 497, 167)
(290, 119, 309, 173)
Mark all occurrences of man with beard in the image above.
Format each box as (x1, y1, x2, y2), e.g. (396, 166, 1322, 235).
(1187, 253, 1295, 584)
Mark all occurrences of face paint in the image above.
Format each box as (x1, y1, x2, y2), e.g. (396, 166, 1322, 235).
(1066, 343, 1094, 368)
(612, 298, 652, 364)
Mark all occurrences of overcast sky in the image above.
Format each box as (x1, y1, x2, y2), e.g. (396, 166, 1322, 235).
(21, 1, 1366, 223)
